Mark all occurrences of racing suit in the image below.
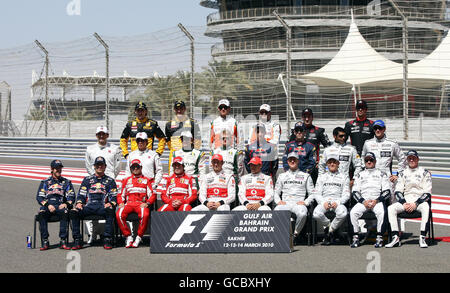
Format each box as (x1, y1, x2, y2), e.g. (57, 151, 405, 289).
(70, 175, 118, 240)
(116, 174, 156, 237)
(244, 139, 277, 178)
(233, 172, 273, 211)
(344, 117, 375, 156)
(192, 170, 236, 211)
(85, 142, 121, 239)
(120, 117, 166, 158)
(170, 148, 207, 186)
(85, 142, 121, 178)
(125, 149, 163, 190)
(210, 116, 239, 150)
(248, 120, 281, 175)
(350, 168, 391, 235)
(36, 176, 75, 240)
(388, 166, 432, 233)
(212, 147, 244, 179)
(274, 169, 315, 234)
(289, 123, 332, 162)
(282, 140, 316, 174)
(165, 116, 202, 172)
(312, 171, 350, 232)
(158, 173, 197, 211)
(362, 135, 407, 176)
(362, 135, 407, 202)
(318, 142, 362, 178)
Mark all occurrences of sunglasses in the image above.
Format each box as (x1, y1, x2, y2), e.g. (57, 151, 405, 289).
(373, 126, 385, 131)
(364, 158, 375, 163)
(130, 165, 141, 169)
(136, 139, 147, 143)
(337, 134, 346, 138)
(218, 105, 229, 110)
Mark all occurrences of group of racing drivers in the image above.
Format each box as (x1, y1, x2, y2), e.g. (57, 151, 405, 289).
(36, 99, 433, 250)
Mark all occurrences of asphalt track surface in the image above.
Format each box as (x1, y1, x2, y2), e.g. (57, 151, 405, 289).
(1, 157, 449, 273)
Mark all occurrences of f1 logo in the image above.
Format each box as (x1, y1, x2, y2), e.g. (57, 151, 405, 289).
(170, 214, 205, 241)
(170, 214, 234, 241)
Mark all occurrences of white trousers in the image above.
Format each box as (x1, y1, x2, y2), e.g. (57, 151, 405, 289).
(274, 203, 308, 234)
(388, 202, 429, 232)
(313, 204, 348, 232)
(192, 204, 231, 211)
(350, 202, 385, 234)
(232, 205, 271, 211)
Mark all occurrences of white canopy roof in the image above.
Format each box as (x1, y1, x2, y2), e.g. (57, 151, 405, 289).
(408, 31, 450, 86)
(302, 15, 450, 88)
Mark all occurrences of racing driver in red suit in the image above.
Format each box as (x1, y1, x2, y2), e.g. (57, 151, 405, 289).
(116, 159, 156, 248)
(158, 156, 197, 211)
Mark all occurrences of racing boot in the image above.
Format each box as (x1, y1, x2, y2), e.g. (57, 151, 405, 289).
(374, 235, 383, 248)
(132, 236, 142, 248)
(71, 238, 83, 250)
(40, 239, 50, 251)
(103, 238, 113, 250)
(125, 236, 134, 248)
(385, 235, 401, 248)
(419, 235, 428, 248)
(59, 239, 71, 250)
(321, 227, 332, 246)
(350, 235, 360, 248)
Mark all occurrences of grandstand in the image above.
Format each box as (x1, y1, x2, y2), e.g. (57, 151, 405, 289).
(200, 0, 450, 118)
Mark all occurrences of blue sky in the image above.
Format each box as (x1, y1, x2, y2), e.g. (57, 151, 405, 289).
(0, 0, 214, 48)
(0, 0, 216, 119)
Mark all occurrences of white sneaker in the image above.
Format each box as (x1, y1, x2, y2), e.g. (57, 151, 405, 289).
(385, 235, 401, 248)
(132, 236, 142, 248)
(419, 235, 428, 248)
(125, 236, 134, 248)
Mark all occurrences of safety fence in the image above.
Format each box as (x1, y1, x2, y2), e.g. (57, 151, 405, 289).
(0, 137, 449, 172)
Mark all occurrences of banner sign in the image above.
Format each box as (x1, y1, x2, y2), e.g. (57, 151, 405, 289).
(150, 211, 292, 253)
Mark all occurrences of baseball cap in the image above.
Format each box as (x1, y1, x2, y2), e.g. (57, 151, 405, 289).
(130, 159, 142, 167)
(94, 156, 106, 165)
(180, 131, 193, 139)
(364, 152, 376, 160)
(172, 156, 184, 165)
(249, 157, 262, 165)
(302, 108, 313, 117)
(287, 152, 299, 160)
(174, 100, 186, 108)
(356, 100, 368, 110)
(373, 120, 386, 128)
(406, 150, 419, 159)
(326, 154, 340, 163)
(135, 101, 147, 111)
(96, 126, 108, 134)
(218, 99, 230, 108)
(211, 154, 224, 162)
(136, 132, 148, 140)
(294, 121, 306, 132)
(259, 104, 271, 112)
(50, 160, 64, 169)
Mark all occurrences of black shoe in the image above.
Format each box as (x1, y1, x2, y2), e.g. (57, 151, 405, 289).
(71, 239, 83, 250)
(40, 239, 50, 251)
(103, 238, 112, 250)
(321, 231, 333, 246)
(59, 239, 71, 250)
(350, 235, 360, 248)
